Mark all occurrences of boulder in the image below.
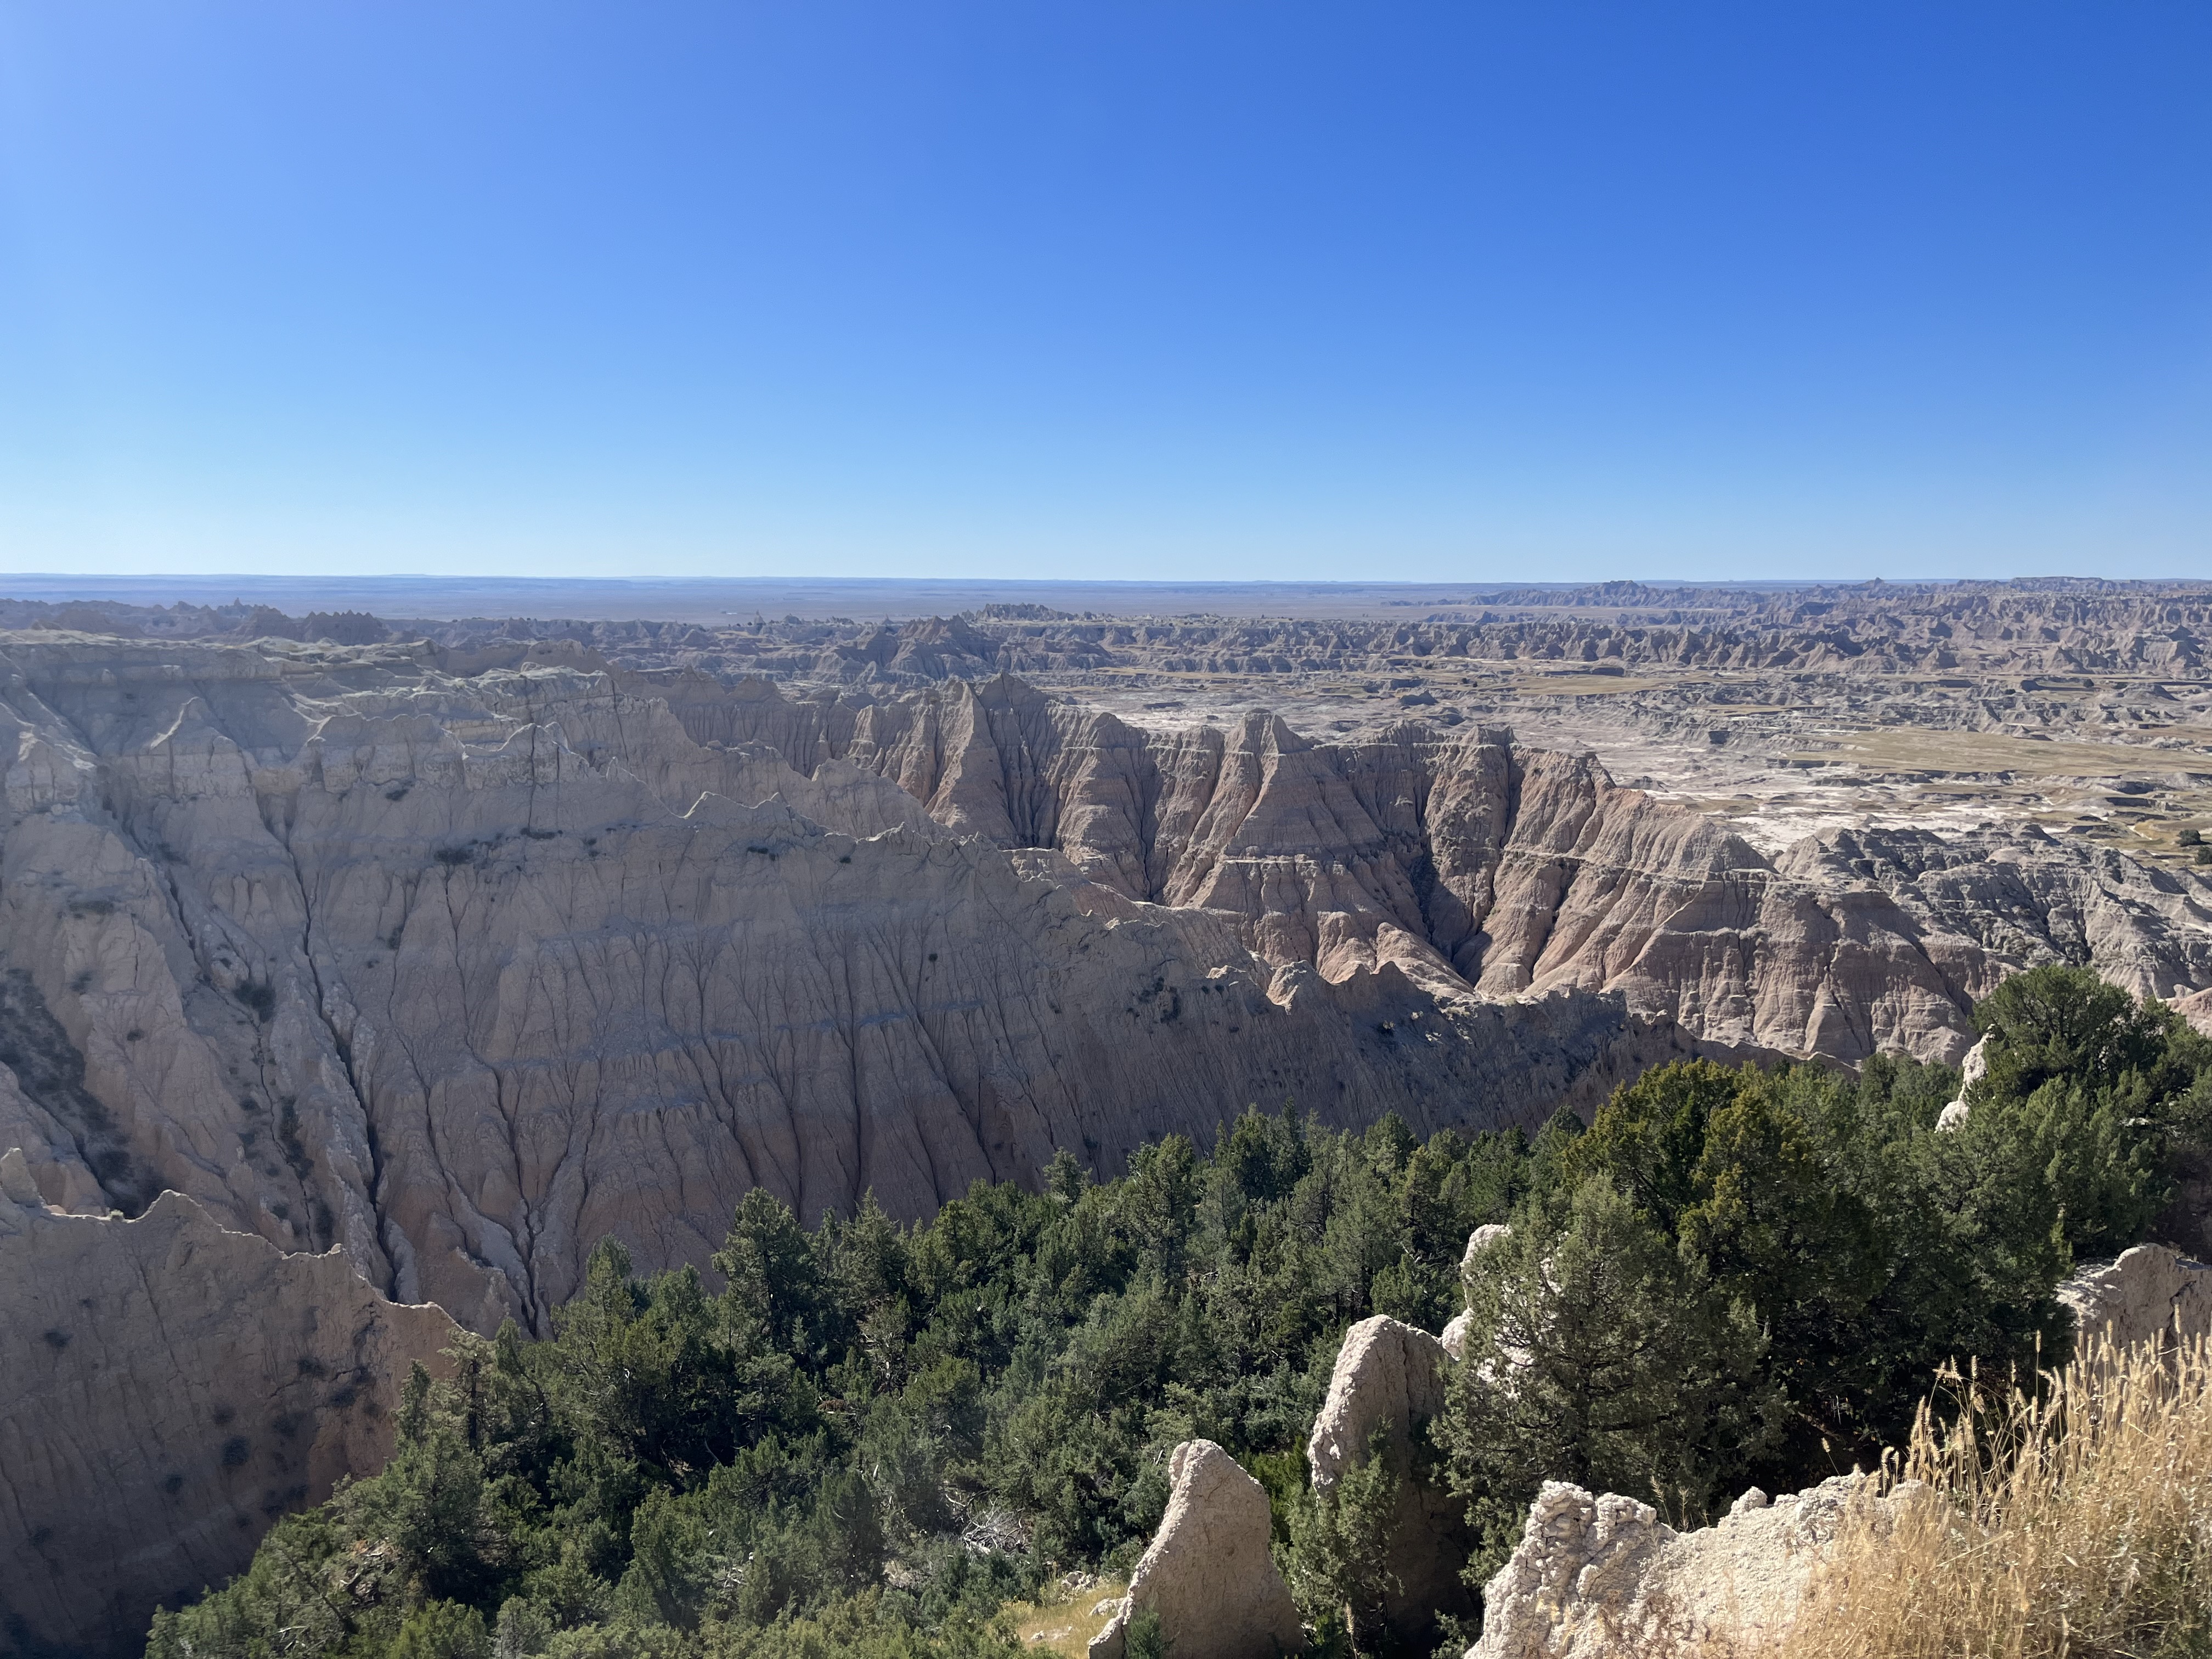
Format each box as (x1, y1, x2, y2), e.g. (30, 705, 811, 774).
(2059, 1242, 2212, 1352)
(1307, 1315, 1471, 1640)
(0, 1150, 459, 1657)
(1308, 1316, 1451, 1485)
(1463, 1222, 1513, 1272)
(1088, 1440, 1301, 1659)
(1468, 1475, 1912, 1659)
(1441, 1309, 1475, 1361)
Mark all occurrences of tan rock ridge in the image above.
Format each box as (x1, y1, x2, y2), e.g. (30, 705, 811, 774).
(0, 1148, 457, 1658)
(3, 635, 2200, 1342)
(696, 674, 2212, 1063)
(0, 636, 1690, 1339)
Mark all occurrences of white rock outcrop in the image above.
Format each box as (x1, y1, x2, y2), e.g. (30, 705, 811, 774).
(1468, 1475, 1910, 1659)
(1308, 1314, 1470, 1638)
(1935, 1034, 1988, 1130)
(2059, 1242, 2212, 1352)
(1088, 1440, 1302, 1659)
(0, 1149, 458, 1657)
(1443, 1224, 1511, 1359)
(1309, 1316, 1451, 1485)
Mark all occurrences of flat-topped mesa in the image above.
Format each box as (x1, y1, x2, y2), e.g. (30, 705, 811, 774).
(0, 1149, 458, 1658)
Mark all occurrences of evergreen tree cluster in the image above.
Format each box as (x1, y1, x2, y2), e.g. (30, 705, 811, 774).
(149, 967, 2212, 1659)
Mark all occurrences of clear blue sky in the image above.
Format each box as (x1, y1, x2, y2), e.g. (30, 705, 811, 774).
(2, 2, 2207, 583)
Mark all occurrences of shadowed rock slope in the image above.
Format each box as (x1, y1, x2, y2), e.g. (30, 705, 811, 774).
(0, 1150, 456, 1658)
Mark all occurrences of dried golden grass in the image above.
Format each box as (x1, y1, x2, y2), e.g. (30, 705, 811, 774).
(1767, 1331, 2212, 1659)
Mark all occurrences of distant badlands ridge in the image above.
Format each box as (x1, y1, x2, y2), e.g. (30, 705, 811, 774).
(2, 616, 2211, 1651)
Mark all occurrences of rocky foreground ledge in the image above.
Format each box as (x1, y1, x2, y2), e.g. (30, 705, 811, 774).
(1091, 1240, 2212, 1659)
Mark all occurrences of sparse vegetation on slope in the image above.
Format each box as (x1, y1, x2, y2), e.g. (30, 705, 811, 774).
(147, 1107, 1522, 1658)
(1414, 966, 2208, 1652)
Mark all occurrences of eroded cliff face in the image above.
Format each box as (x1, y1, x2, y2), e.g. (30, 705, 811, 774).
(0, 1150, 456, 1658)
(686, 673, 2212, 1064)
(0, 637, 1702, 1340)
(4, 638, 2205, 1341)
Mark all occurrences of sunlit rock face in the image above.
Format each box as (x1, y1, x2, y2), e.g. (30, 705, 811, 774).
(703, 672, 2210, 1065)
(0, 637, 1704, 1340)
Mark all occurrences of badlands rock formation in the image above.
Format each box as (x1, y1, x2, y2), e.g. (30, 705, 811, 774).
(0, 1149, 456, 1657)
(43, 576, 2212, 694)
(0, 627, 2202, 1650)
(1308, 1315, 1472, 1639)
(2059, 1243, 2212, 1351)
(1468, 1475, 1906, 1659)
(0, 636, 1695, 1336)
(1442, 1224, 1512, 1360)
(1087, 1440, 1302, 1659)
(687, 671, 2212, 1063)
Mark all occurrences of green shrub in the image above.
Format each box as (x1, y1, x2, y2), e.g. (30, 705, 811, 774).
(150, 973, 2212, 1659)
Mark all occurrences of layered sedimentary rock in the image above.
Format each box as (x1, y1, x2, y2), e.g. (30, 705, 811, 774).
(1088, 1440, 1301, 1659)
(26, 577, 2212, 684)
(8, 634, 2204, 1339)
(0, 636, 1698, 1339)
(0, 1149, 456, 1657)
(1468, 1476, 1907, 1659)
(690, 673, 2212, 1063)
(1308, 1315, 1471, 1639)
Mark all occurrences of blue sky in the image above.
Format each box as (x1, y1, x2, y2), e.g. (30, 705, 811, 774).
(1, 2, 2207, 583)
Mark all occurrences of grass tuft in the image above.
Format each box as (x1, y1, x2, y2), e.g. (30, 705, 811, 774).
(1768, 1329, 2212, 1659)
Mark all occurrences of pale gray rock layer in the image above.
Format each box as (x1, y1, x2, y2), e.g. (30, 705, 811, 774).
(2058, 1243, 2212, 1352)
(0, 637, 1704, 1335)
(1087, 1440, 1302, 1659)
(1467, 1475, 1910, 1659)
(0, 1149, 457, 1657)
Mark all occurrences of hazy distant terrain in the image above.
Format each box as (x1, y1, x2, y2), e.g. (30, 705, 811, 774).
(0, 573, 1618, 623)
